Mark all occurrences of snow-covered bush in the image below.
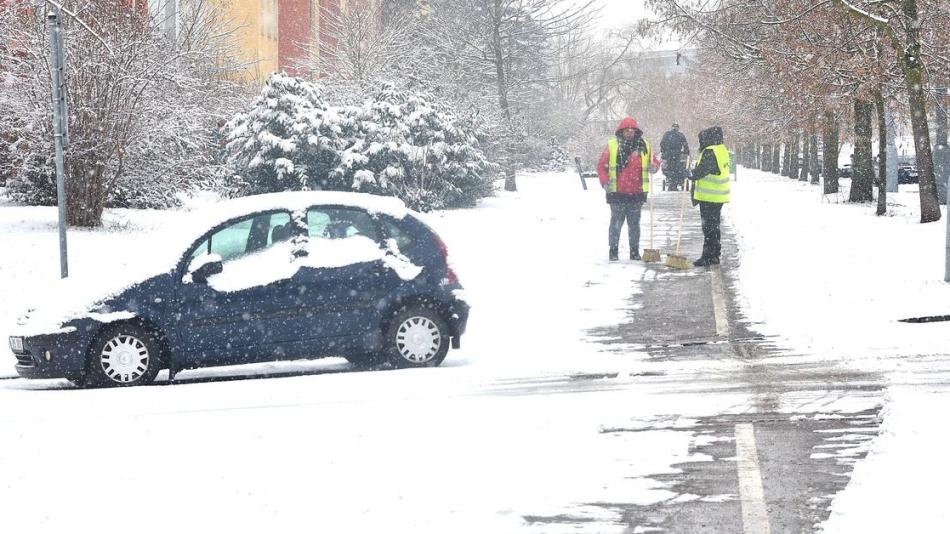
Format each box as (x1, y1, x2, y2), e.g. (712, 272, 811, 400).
(225, 75, 496, 211)
(223, 73, 348, 196)
(338, 83, 495, 210)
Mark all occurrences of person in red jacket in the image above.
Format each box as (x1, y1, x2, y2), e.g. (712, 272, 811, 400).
(597, 117, 659, 261)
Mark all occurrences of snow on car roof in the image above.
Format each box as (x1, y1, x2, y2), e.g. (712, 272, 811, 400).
(187, 191, 410, 230)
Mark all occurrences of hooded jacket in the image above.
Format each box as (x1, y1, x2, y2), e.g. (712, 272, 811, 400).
(596, 117, 659, 203)
(690, 126, 724, 180)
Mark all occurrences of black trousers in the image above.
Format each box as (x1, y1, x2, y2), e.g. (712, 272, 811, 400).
(699, 201, 723, 260)
(608, 201, 643, 250)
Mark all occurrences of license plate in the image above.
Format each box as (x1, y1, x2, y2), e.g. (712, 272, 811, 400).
(9, 337, 23, 353)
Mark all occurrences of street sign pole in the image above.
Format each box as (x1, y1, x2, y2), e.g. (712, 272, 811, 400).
(48, 7, 69, 278)
(945, 170, 950, 281)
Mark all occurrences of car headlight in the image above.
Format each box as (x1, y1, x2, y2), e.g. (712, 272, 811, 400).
(9, 337, 24, 353)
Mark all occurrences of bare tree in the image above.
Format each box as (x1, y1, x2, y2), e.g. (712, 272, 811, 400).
(427, 0, 599, 191)
(2, 0, 244, 226)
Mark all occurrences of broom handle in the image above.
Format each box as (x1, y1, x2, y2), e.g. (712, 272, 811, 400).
(674, 156, 693, 255)
(649, 176, 654, 249)
(674, 185, 686, 255)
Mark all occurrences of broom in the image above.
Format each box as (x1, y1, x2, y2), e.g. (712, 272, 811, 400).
(665, 158, 692, 270)
(642, 178, 661, 262)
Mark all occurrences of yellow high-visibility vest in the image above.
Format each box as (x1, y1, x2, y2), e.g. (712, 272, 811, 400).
(693, 144, 730, 203)
(608, 138, 652, 194)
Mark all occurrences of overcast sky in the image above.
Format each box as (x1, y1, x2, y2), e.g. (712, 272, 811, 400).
(590, 1, 682, 51)
(594, 0, 654, 31)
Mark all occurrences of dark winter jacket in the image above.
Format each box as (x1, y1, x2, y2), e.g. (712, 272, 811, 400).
(690, 126, 724, 181)
(689, 126, 725, 206)
(597, 117, 660, 204)
(660, 129, 690, 167)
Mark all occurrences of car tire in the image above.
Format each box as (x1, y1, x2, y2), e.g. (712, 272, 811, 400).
(383, 305, 450, 369)
(84, 323, 163, 388)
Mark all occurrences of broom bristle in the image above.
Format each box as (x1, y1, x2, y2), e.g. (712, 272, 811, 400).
(642, 249, 662, 263)
(665, 254, 690, 270)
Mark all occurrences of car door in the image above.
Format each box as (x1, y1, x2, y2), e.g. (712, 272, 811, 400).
(172, 210, 308, 367)
(293, 206, 402, 355)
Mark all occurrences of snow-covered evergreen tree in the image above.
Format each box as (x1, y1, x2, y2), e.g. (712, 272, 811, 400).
(337, 83, 495, 210)
(225, 76, 495, 211)
(224, 73, 347, 195)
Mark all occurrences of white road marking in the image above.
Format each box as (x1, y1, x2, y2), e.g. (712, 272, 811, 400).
(735, 423, 772, 534)
(711, 266, 730, 337)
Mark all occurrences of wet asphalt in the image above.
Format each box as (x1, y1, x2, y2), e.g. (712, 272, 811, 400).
(523, 188, 887, 533)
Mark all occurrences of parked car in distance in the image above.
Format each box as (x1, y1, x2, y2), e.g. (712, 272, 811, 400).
(8, 192, 469, 387)
(898, 164, 919, 184)
(838, 164, 852, 178)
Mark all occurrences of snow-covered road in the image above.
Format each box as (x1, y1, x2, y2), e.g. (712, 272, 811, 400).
(2, 171, 949, 532)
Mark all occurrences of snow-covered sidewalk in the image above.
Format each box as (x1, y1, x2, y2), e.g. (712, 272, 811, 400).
(728, 169, 950, 366)
(725, 169, 950, 533)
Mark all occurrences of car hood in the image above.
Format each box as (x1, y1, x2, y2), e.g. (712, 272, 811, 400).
(12, 270, 173, 338)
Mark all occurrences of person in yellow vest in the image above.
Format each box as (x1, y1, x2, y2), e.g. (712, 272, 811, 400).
(596, 117, 659, 261)
(687, 126, 731, 267)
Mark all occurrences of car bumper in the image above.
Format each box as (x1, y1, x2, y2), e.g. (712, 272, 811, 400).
(10, 329, 90, 380)
(445, 293, 470, 348)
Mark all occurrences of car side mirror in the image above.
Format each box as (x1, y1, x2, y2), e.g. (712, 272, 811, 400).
(186, 254, 223, 284)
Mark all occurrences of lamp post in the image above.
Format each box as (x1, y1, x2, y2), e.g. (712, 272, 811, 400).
(48, 6, 69, 278)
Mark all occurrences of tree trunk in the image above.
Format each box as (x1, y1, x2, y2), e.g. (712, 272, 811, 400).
(850, 99, 874, 202)
(790, 133, 801, 180)
(823, 111, 839, 195)
(491, 0, 517, 192)
(875, 91, 888, 215)
(66, 162, 105, 227)
(762, 144, 771, 172)
(810, 132, 820, 184)
(781, 140, 790, 177)
(772, 143, 781, 174)
(800, 131, 811, 181)
(900, 0, 939, 221)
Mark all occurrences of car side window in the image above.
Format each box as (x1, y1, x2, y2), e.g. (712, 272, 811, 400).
(187, 211, 293, 265)
(307, 207, 379, 241)
(379, 217, 414, 251)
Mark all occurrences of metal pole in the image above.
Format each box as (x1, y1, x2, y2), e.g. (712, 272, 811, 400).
(946, 166, 950, 282)
(49, 8, 69, 278)
(574, 156, 588, 190)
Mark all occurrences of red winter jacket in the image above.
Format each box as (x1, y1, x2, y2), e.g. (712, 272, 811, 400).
(597, 117, 660, 196)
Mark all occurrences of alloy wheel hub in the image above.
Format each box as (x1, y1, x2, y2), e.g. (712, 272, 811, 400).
(396, 317, 441, 363)
(100, 335, 149, 383)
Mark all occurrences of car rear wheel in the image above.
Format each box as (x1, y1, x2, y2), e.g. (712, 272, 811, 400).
(85, 324, 162, 387)
(384, 306, 449, 369)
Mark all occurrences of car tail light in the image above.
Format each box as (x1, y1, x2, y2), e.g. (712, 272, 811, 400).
(433, 233, 459, 285)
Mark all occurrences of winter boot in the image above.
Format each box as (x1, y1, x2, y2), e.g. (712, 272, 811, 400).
(693, 257, 710, 267)
(609, 246, 619, 262)
(630, 250, 641, 261)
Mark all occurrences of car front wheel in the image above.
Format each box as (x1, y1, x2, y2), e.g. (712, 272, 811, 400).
(384, 306, 450, 369)
(85, 324, 162, 387)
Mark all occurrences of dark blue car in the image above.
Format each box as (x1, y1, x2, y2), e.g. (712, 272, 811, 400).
(8, 192, 469, 387)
